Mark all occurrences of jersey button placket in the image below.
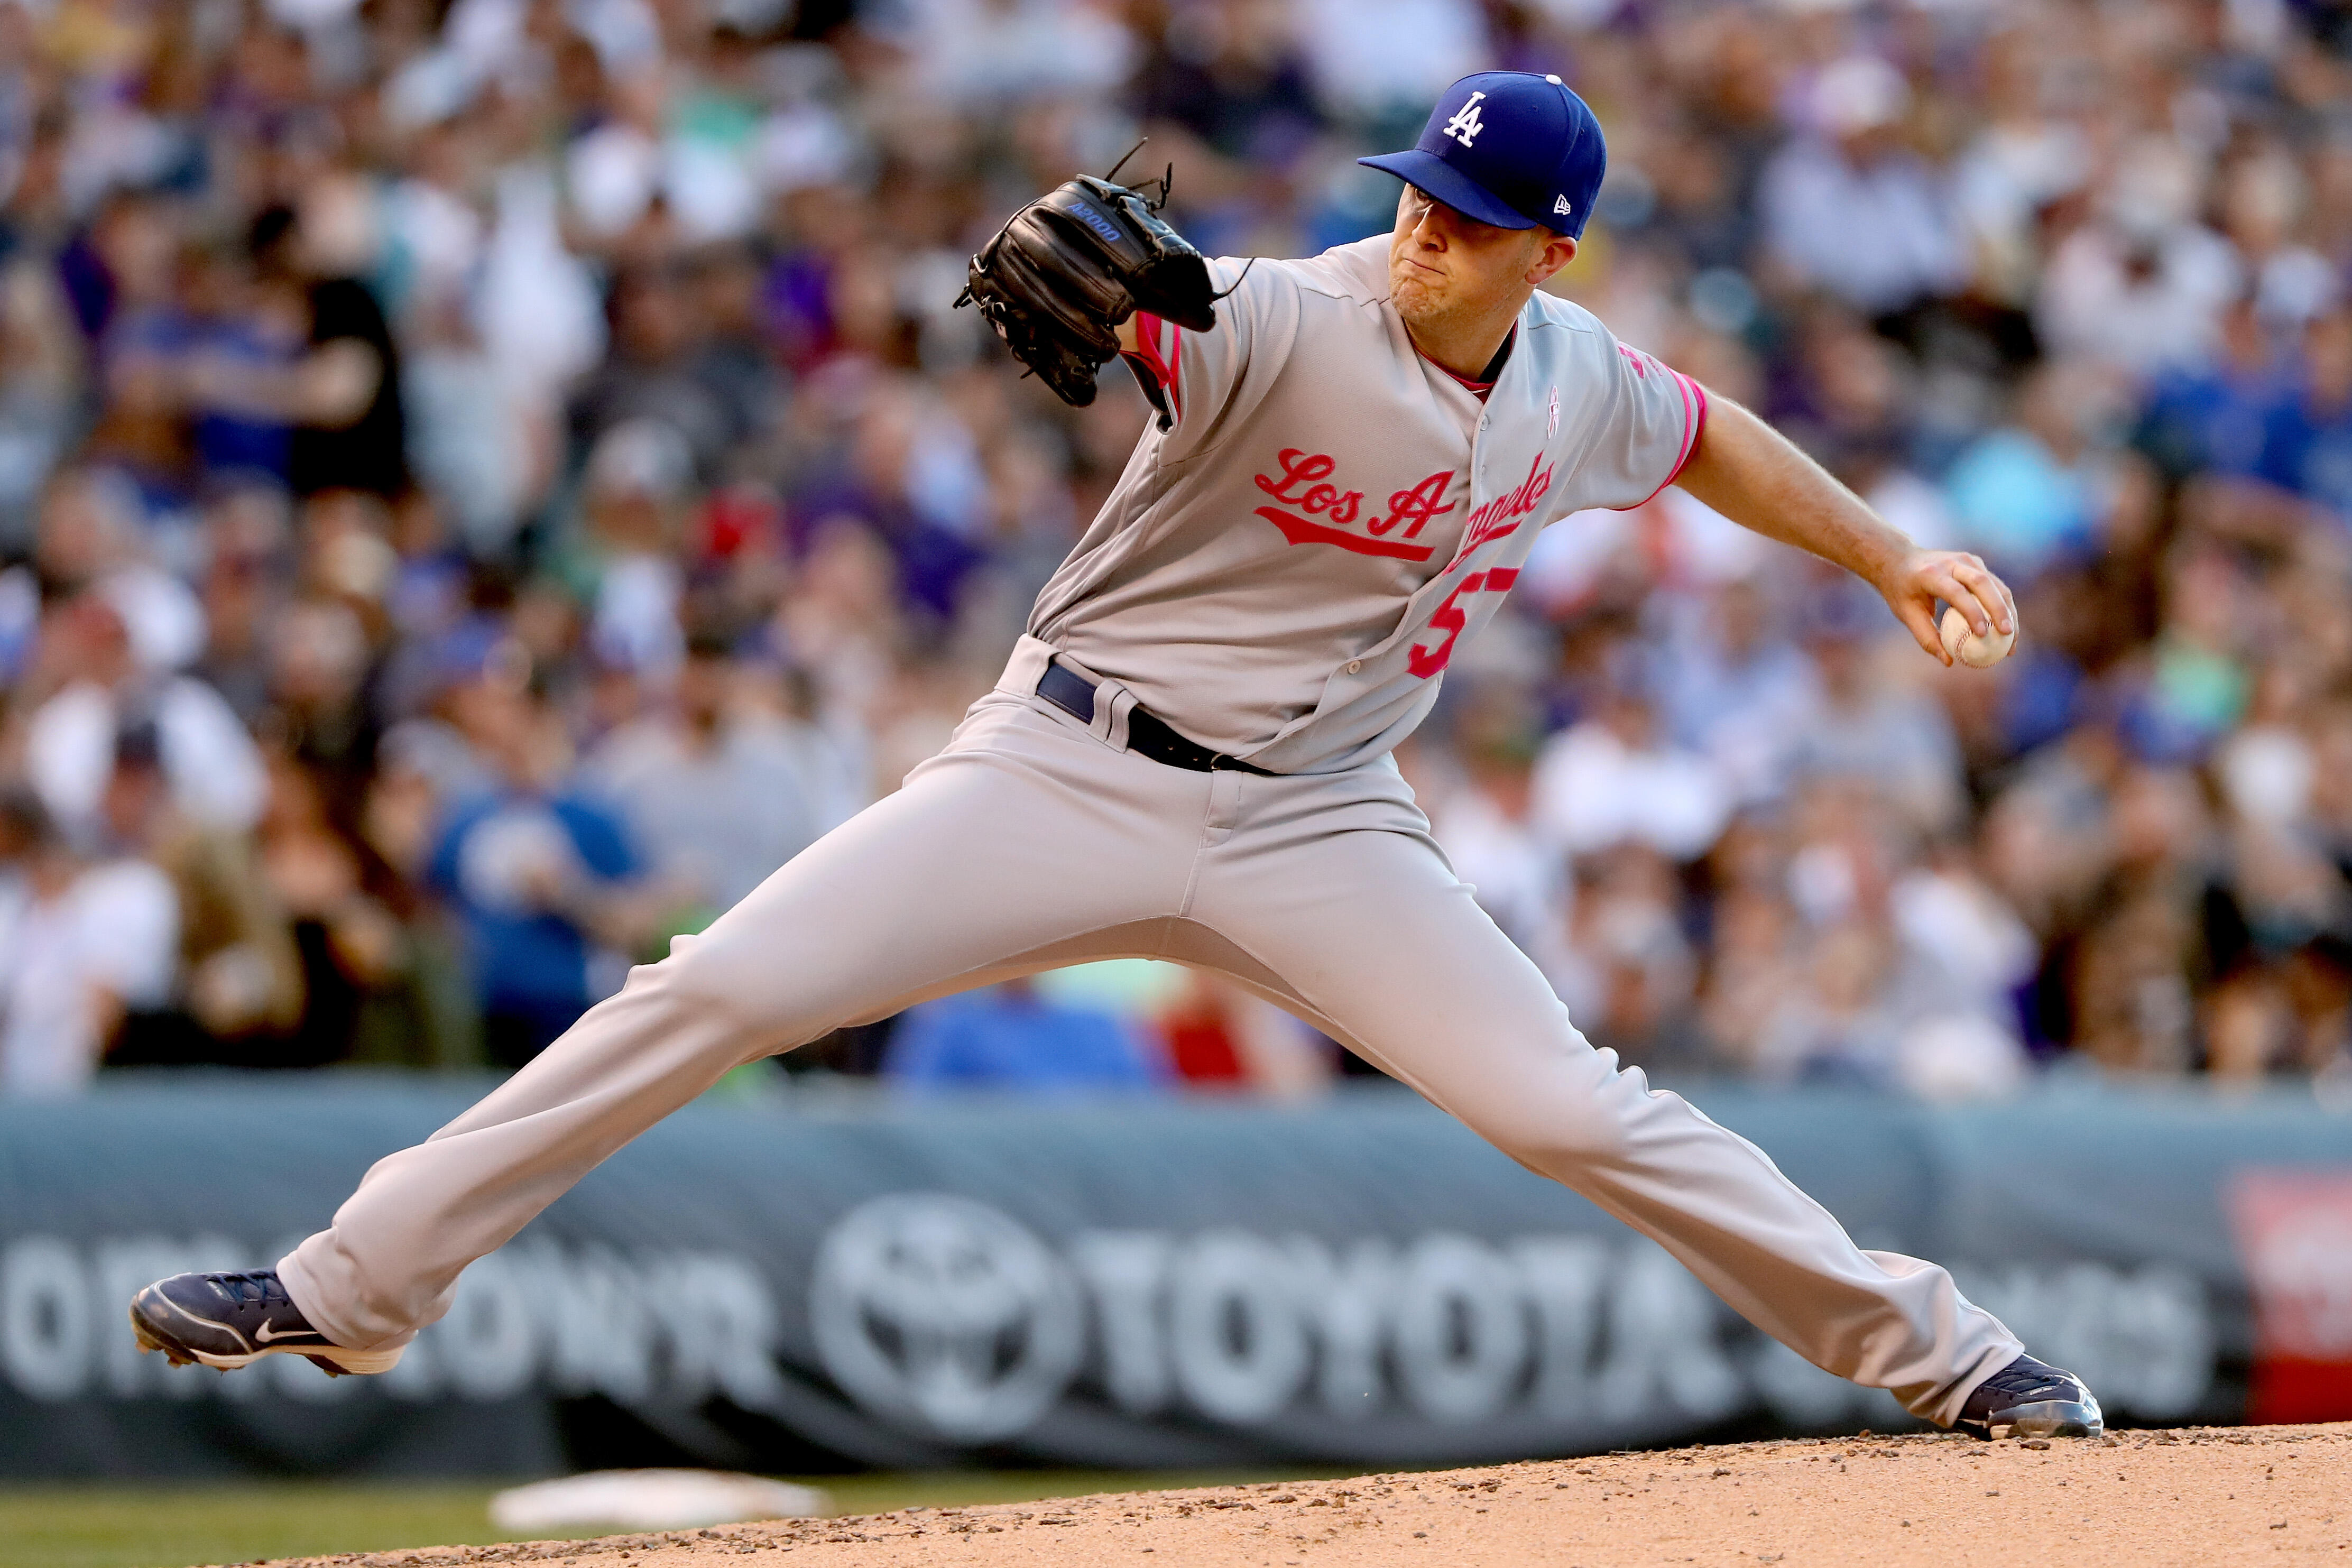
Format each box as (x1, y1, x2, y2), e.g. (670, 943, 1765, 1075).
(1345, 660, 1361, 675)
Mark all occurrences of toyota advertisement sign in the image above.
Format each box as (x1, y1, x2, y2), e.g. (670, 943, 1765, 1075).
(0, 1078, 2343, 1478)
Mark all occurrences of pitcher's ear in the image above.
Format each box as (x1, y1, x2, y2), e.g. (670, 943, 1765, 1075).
(1529, 234, 1578, 287)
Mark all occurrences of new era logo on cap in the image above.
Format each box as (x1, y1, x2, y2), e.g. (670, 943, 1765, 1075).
(1359, 71, 1606, 239)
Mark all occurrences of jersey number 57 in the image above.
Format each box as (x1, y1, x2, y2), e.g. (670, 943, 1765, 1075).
(1407, 567, 1520, 680)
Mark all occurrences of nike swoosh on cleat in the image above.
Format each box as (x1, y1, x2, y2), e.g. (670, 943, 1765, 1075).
(252, 1321, 324, 1345)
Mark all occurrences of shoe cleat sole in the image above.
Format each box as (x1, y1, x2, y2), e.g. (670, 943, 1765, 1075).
(128, 1311, 196, 1368)
(1990, 1399, 2104, 1440)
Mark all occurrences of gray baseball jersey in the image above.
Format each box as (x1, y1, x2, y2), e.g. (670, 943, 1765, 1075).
(1027, 235, 1705, 774)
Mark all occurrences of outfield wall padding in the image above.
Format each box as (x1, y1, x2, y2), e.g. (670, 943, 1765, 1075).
(2, 1076, 2346, 1478)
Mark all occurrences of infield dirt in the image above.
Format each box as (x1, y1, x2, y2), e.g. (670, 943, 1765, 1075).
(230, 1422, 2350, 1568)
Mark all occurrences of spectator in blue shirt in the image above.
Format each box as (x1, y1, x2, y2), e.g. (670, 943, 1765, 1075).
(2137, 294, 2289, 482)
(2261, 309, 2352, 524)
(426, 668, 645, 1068)
(882, 979, 1168, 1095)
(1943, 361, 2111, 582)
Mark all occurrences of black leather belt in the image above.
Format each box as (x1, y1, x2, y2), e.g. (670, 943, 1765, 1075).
(1038, 659, 1279, 776)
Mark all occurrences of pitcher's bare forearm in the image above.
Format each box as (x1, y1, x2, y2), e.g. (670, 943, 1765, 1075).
(1674, 397, 1908, 586)
(1673, 393, 2016, 665)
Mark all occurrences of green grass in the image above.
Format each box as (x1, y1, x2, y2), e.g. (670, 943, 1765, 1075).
(0, 1471, 1334, 1568)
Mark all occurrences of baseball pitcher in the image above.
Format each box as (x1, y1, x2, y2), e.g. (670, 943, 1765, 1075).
(132, 73, 2100, 1443)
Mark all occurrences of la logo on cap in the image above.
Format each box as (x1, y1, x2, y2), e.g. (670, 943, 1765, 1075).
(1443, 91, 1488, 147)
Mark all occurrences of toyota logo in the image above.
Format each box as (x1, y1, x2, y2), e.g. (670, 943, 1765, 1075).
(810, 1194, 1083, 1441)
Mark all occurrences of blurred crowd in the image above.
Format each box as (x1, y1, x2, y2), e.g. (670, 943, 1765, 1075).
(1, 0, 2350, 1102)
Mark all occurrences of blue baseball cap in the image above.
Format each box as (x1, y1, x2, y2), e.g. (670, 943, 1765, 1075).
(1359, 71, 1607, 238)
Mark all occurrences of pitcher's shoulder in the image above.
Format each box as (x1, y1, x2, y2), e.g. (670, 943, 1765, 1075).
(1520, 293, 1632, 378)
(1523, 289, 1610, 339)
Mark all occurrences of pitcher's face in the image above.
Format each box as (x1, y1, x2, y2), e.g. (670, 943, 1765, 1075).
(1386, 186, 1554, 332)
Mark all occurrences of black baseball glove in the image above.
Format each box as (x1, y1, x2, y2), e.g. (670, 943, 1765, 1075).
(957, 173, 1220, 413)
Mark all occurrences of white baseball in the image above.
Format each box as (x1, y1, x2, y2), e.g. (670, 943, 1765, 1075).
(1939, 604, 2015, 669)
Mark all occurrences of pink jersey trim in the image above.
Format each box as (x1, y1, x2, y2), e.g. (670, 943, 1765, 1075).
(1429, 360, 1496, 400)
(1123, 311, 1183, 421)
(1613, 370, 1709, 512)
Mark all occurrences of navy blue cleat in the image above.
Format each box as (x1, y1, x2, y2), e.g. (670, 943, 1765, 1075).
(129, 1268, 402, 1378)
(1956, 1353, 2103, 1439)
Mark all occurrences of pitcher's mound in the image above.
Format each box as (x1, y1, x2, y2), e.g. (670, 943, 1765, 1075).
(240, 1423, 2350, 1568)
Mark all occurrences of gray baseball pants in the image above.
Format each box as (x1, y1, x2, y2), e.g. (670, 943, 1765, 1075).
(280, 665, 2022, 1426)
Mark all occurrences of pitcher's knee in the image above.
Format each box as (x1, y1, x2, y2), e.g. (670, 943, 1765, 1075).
(622, 931, 829, 1048)
(1468, 1081, 1632, 1173)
